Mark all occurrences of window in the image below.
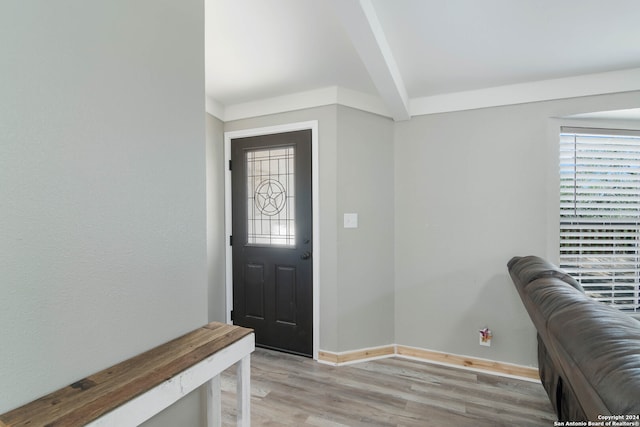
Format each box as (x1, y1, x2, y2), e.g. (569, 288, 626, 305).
(246, 146, 295, 246)
(559, 127, 640, 313)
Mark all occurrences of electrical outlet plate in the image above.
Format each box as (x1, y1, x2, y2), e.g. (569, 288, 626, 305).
(344, 213, 358, 228)
(479, 328, 492, 347)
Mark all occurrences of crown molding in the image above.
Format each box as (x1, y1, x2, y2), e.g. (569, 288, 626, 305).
(205, 96, 224, 121)
(222, 87, 338, 122)
(206, 67, 640, 122)
(207, 86, 391, 122)
(410, 67, 640, 116)
(335, 86, 391, 118)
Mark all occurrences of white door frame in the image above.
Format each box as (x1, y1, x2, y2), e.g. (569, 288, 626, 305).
(224, 121, 320, 360)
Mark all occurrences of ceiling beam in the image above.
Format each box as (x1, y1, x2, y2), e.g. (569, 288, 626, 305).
(329, 0, 410, 121)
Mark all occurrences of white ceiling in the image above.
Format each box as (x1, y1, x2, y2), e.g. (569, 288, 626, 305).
(205, 0, 640, 121)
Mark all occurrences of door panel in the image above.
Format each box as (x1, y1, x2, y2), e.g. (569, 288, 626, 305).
(275, 265, 296, 324)
(231, 130, 312, 356)
(244, 263, 265, 319)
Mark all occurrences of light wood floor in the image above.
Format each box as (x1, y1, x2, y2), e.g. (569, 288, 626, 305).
(221, 348, 556, 427)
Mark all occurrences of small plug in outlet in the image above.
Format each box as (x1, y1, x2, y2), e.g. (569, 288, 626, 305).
(479, 328, 492, 347)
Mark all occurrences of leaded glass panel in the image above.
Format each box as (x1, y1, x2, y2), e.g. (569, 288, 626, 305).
(246, 146, 295, 246)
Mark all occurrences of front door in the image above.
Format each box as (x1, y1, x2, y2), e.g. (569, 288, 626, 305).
(231, 130, 313, 356)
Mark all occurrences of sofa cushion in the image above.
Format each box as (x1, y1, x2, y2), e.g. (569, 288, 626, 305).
(547, 298, 640, 418)
(520, 278, 588, 337)
(508, 255, 583, 292)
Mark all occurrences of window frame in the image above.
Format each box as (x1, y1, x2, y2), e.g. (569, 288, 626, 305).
(559, 126, 640, 313)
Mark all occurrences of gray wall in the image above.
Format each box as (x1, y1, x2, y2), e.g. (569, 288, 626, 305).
(336, 106, 395, 350)
(206, 112, 227, 322)
(394, 91, 640, 367)
(0, 1, 207, 424)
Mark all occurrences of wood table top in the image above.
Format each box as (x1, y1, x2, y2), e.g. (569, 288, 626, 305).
(0, 322, 253, 427)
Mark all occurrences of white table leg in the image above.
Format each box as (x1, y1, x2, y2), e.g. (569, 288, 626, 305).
(206, 375, 221, 427)
(236, 355, 251, 427)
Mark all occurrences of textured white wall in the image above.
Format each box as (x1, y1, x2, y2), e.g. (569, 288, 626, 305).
(0, 0, 207, 418)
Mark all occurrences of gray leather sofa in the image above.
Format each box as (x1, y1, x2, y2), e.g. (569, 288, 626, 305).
(508, 255, 640, 421)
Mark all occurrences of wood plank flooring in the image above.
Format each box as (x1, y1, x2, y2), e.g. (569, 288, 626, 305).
(221, 348, 556, 427)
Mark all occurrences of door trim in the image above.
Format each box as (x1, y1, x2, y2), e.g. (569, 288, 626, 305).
(224, 121, 319, 360)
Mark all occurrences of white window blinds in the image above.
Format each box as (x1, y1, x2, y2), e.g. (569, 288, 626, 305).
(559, 127, 640, 313)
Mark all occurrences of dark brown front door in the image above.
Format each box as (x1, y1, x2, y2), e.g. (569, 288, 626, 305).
(231, 130, 312, 356)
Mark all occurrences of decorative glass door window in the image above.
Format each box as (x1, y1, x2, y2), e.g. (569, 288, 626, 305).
(246, 146, 295, 246)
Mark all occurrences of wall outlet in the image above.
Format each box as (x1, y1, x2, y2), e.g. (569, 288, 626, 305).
(479, 328, 492, 347)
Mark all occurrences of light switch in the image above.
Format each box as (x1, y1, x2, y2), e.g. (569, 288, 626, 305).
(344, 213, 358, 228)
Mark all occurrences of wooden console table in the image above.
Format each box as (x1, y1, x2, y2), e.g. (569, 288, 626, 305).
(0, 322, 254, 427)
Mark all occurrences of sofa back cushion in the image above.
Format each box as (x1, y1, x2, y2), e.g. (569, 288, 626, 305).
(546, 300, 640, 418)
(508, 255, 583, 292)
